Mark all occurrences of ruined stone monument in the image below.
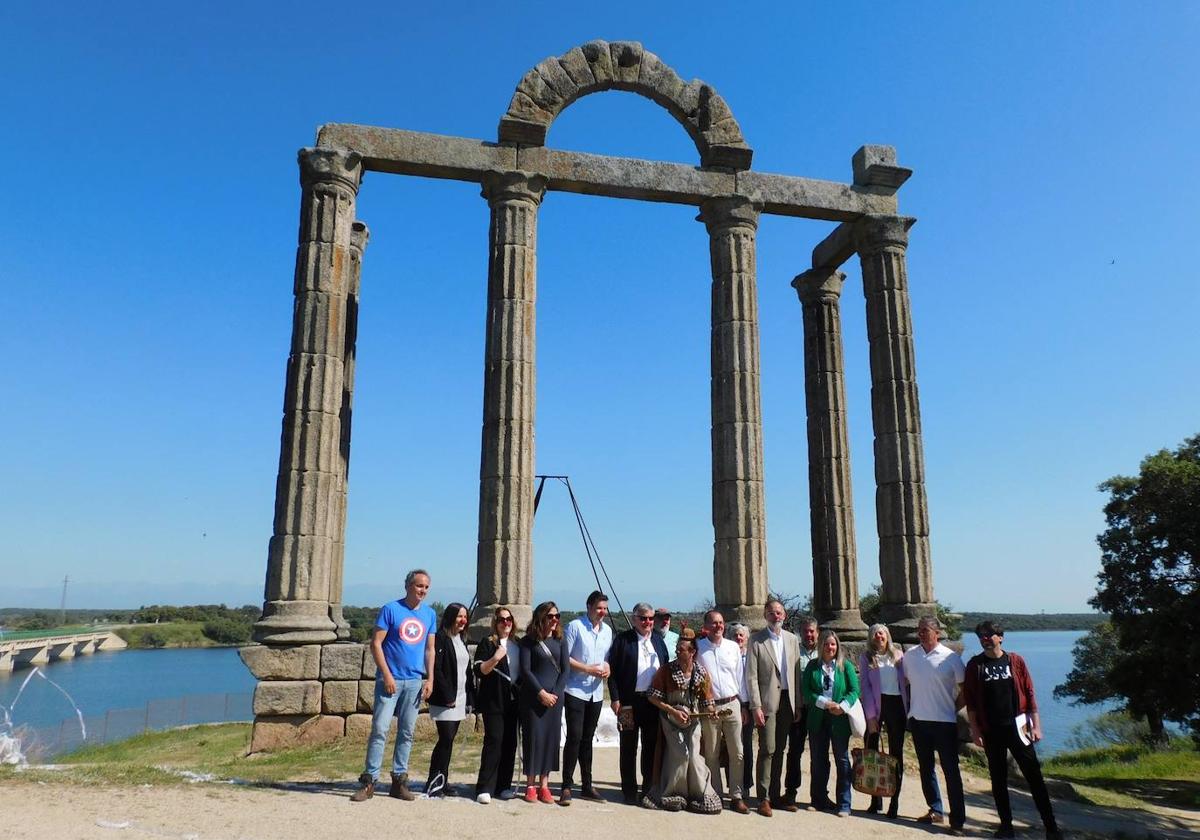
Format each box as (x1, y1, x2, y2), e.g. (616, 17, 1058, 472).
(242, 41, 936, 750)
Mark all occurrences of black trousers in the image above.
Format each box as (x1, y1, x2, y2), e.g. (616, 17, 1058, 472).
(984, 722, 1059, 832)
(562, 695, 602, 789)
(426, 719, 460, 794)
(864, 693, 907, 806)
(618, 694, 658, 799)
(475, 710, 518, 796)
(785, 704, 809, 799)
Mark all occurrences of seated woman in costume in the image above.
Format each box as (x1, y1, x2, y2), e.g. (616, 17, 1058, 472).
(643, 628, 722, 814)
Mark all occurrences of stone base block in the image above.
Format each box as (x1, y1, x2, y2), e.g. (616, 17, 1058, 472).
(253, 680, 322, 715)
(358, 680, 375, 712)
(817, 609, 869, 641)
(249, 714, 345, 753)
(239, 644, 321, 680)
(715, 603, 767, 631)
(321, 643, 365, 680)
(322, 680, 359, 714)
(361, 651, 377, 680)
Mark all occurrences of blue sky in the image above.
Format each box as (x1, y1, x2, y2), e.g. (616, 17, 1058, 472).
(2, 4, 1197, 614)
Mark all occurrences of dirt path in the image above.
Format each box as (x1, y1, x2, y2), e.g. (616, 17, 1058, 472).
(4, 748, 1197, 840)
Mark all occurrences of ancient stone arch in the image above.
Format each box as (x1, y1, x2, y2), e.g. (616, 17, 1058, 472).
(243, 42, 937, 750)
(499, 39, 752, 169)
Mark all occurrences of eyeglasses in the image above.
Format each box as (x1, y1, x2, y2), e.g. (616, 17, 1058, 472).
(635, 615, 654, 623)
(497, 616, 513, 624)
(546, 613, 560, 620)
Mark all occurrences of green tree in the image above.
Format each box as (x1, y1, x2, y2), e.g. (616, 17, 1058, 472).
(201, 618, 252, 645)
(1058, 434, 1200, 744)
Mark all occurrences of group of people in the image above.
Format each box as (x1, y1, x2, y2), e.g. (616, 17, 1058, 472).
(349, 568, 1063, 839)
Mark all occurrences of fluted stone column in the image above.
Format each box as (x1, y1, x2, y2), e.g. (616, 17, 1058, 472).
(255, 148, 363, 644)
(327, 220, 369, 640)
(471, 170, 547, 637)
(699, 196, 769, 628)
(793, 268, 867, 640)
(855, 215, 935, 642)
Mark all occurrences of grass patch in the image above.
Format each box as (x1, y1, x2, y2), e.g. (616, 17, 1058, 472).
(1044, 738, 1200, 810)
(1, 717, 485, 788)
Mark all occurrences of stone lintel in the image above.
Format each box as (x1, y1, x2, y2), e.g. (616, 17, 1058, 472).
(852, 145, 912, 192)
(811, 221, 857, 271)
(315, 124, 897, 221)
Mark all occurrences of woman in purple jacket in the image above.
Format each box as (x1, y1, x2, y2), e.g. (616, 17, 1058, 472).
(857, 623, 908, 818)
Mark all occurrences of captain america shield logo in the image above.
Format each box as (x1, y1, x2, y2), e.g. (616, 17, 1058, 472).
(399, 618, 426, 643)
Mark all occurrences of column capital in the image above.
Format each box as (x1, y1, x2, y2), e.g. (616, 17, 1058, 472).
(697, 195, 760, 234)
(854, 214, 916, 253)
(481, 170, 547, 207)
(792, 267, 847, 304)
(298, 147, 363, 193)
(349, 220, 370, 256)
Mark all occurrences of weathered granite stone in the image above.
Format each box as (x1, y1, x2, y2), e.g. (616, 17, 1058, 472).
(239, 644, 320, 681)
(252, 680, 322, 716)
(320, 643, 364, 680)
(321, 680, 359, 715)
(609, 40, 643, 87)
(361, 648, 377, 679)
(358, 679, 375, 712)
(249, 714, 344, 753)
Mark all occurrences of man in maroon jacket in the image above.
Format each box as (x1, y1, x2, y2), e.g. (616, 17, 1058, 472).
(963, 620, 1062, 840)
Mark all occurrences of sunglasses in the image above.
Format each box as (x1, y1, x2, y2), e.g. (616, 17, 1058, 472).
(545, 613, 560, 620)
(497, 616, 513, 624)
(823, 674, 832, 690)
(635, 615, 654, 622)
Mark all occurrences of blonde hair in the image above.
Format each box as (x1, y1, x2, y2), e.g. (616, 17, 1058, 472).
(865, 623, 901, 667)
(818, 629, 846, 672)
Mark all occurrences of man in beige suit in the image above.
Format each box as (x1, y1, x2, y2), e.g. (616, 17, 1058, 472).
(746, 599, 803, 817)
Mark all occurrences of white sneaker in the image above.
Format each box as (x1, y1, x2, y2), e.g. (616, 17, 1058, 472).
(476, 793, 491, 804)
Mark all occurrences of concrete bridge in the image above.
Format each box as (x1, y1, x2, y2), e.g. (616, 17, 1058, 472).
(0, 631, 127, 672)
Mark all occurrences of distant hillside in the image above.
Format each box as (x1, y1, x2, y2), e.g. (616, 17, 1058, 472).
(957, 612, 1106, 632)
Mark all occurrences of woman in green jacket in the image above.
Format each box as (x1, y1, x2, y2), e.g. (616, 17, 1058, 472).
(802, 629, 860, 816)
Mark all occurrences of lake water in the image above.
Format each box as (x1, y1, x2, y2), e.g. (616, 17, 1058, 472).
(0, 630, 1107, 758)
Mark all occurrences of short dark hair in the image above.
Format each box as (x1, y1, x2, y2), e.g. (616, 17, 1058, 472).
(586, 590, 609, 608)
(975, 619, 1004, 638)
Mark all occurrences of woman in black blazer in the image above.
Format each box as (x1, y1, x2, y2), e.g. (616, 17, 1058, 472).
(425, 602, 475, 796)
(473, 606, 520, 803)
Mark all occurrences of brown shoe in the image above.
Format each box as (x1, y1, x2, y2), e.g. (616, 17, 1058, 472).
(350, 774, 375, 802)
(917, 811, 945, 825)
(579, 787, 605, 802)
(558, 788, 572, 807)
(731, 798, 750, 814)
(757, 799, 773, 817)
(772, 798, 799, 813)
(389, 773, 415, 801)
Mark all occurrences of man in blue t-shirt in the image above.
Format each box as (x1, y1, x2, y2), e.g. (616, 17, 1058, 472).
(351, 568, 436, 802)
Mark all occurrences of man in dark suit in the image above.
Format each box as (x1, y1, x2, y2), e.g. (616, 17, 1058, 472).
(607, 601, 670, 805)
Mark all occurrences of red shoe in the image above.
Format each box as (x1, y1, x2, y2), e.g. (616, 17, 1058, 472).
(538, 786, 554, 804)
(524, 785, 538, 803)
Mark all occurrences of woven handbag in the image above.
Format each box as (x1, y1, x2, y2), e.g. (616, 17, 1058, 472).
(851, 724, 899, 797)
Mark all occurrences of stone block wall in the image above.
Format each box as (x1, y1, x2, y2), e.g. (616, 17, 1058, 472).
(240, 641, 378, 752)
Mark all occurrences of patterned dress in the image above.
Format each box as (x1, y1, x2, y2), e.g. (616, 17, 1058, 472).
(643, 660, 723, 814)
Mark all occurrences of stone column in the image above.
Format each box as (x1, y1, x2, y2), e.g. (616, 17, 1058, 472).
(328, 220, 369, 640)
(471, 170, 547, 637)
(855, 214, 935, 641)
(255, 148, 363, 645)
(792, 268, 867, 640)
(699, 196, 769, 628)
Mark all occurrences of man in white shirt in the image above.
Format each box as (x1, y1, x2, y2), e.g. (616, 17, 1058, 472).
(561, 590, 613, 805)
(903, 615, 967, 835)
(746, 599, 803, 816)
(697, 609, 749, 814)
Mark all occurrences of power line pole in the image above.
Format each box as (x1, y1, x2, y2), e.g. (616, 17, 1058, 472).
(60, 574, 69, 626)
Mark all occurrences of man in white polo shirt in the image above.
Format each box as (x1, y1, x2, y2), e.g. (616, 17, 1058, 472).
(697, 609, 749, 814)
(903, 615, 966, 835)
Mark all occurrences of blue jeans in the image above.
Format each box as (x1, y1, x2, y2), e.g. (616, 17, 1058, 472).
(363, 678, 423, 780)
(808, 714, 852, 813)
(910, 718, 964, 828)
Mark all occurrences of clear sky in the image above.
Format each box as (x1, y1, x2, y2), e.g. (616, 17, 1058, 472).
(3, 4, 1197, 615)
